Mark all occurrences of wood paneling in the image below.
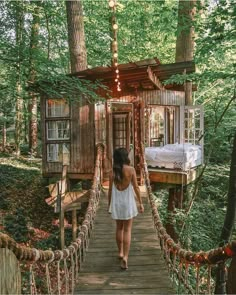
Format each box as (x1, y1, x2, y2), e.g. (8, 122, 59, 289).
(71, 100, 95, 174)
(148, 166, 202, 185)
(0, 249, 21, 295)
(138, 90, 185, 106)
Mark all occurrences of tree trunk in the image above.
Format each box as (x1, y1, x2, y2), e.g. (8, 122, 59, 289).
(215, 132, 236, 294)
(65, 0, 87, 73)
(28, 2, 40, 156)
(15, 1, 24, 156)
(2, 122, 7, 151)
(175, 0, 196, 105)
(220, 132, 236, 244)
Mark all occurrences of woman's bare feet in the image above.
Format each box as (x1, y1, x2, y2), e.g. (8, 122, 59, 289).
(120, 258, 128, 270)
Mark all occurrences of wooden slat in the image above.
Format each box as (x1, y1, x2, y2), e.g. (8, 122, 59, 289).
(148, 166, 202, 185)
(147, 66, 165, 90)
(0, 249, 21, 295)
(75, 189, 174, 294)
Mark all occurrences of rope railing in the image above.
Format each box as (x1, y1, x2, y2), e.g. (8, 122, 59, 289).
(0, 143, 104, 295)
(140, 143, 236, 294)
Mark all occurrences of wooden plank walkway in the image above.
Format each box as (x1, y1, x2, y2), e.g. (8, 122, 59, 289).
(75, 187, 175, 294)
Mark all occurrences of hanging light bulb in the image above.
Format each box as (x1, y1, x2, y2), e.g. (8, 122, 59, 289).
(109, 0, 115, 8)
(115, 69, 119, 73)
(114, 62, 118, 67)
(113, 52, 118, 58)
(113, 23, 118, 30)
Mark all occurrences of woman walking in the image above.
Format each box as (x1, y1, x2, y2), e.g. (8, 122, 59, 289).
(108, 147, 144, 270)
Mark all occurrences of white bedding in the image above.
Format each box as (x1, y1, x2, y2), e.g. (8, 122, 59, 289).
(145, 143, 202, 170)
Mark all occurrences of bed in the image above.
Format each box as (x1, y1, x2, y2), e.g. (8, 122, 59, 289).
(145, 143, 202, 171)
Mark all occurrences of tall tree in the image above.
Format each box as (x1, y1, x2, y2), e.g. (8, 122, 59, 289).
(175, 0, 196, 105)
(28, 1, 40, 155)
(65, 0, 87, 73)
(215, 131, 236, 294)
(14, 1, 24, 156)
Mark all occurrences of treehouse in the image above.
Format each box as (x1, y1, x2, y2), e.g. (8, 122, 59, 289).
(40, 58, 204, 187)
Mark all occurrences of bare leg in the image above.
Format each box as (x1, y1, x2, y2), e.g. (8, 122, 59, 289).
(121, 218, 133, 269)
(116, 220, 124, 258)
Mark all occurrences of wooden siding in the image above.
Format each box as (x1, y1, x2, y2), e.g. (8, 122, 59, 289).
(95, 103, 106, 145)
(0, 249, 21, 294)
(41, 97, 95, 177)
(138, 90, 185, 106)
(104, 90, 185, 106)
(148, 166, 202, 185)
(70, 100, 95, 174)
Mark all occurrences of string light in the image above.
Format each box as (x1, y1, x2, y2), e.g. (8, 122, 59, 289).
(108, 0, 115, 7)
(112, 23, 118, 30)
(108, 0, 121, 92)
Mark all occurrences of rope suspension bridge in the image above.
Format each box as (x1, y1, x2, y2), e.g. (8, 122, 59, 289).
(0, 144, 236, 294)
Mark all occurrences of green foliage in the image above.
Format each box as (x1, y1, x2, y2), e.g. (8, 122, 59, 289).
(154, 164, 229, 251)
(0, 156, 54, 230)
(32, 75, 108, 104)
(0, 192, 10, 210)
(35, 226, 73, 250)
(4, 208, 30, 243)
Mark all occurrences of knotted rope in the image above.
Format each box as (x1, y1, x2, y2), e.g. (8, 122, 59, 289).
(0, 144, 104, 295)
(140, 142, 236, 294)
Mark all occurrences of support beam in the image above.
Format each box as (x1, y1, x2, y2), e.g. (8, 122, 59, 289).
(72, 209, 77, 242)
(147, 67, 165, 90)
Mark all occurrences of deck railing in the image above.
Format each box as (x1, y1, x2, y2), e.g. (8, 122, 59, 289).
(0, 144, 104, 295)
(140, 143, 236, 294)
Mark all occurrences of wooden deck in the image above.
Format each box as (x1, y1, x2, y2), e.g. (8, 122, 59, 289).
(75, 187, 175, 294)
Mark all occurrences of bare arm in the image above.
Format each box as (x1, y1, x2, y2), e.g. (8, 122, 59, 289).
(131, 168, 144, 213)
(108, 171, 113, 210)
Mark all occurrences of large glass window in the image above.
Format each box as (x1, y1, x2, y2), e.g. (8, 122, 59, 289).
(150, 107, 165, 146)
(46, 99, 69, 117)
(47, 121, 70, 140)
(183, 108, 202, 145)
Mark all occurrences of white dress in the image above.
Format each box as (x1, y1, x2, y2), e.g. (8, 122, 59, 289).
(109, 182, 138, 220)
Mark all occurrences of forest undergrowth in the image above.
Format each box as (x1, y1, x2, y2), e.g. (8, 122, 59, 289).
(154, 163, 230, 252)
(0, 152, 75, 249)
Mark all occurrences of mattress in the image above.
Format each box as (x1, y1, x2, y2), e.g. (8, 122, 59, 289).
(145, 143, 202, 170)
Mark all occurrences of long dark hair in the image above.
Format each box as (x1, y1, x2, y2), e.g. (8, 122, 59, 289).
(113, 147, 130, 183)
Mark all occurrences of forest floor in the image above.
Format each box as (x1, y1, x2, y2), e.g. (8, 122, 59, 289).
(0, 152, 65, 249)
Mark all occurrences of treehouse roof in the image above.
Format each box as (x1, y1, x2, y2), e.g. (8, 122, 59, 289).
(71, 58, 195, 91)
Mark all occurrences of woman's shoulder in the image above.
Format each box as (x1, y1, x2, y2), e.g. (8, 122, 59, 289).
(123, 165, 135, 174)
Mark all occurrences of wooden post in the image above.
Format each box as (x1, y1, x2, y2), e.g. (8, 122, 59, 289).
(59, 165, 68, 250)
(0, 248, 21, 294)
(60, 208, 65, 250)
(166, 188, 178, 242)
(72, 209, 77, 242)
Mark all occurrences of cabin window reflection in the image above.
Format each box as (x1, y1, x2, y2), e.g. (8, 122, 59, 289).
(46, 99, 69, 118)
(184, 108, 202, 145)
(47, 120, 70, 140)
(47, 143, 70, 162)
(149, 106, 179, 146)
(150, 107, 165, 146)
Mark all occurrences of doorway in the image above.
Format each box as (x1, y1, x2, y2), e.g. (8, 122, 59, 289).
(110, 102, 133, 161)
